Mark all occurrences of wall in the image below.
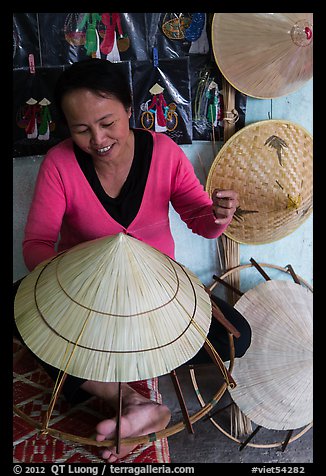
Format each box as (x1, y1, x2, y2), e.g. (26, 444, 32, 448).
(173, 79, 313, 291)
(13, 80, 313, 292)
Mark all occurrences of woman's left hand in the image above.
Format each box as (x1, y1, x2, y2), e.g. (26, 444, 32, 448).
(212, 189, 239, 225)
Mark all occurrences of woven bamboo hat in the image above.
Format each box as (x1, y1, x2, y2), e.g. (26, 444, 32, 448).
(14, 233, 212, 383)
(206, 119, 313, 244)
(229, 279, 313, 430)
(211, 13, 313, 99)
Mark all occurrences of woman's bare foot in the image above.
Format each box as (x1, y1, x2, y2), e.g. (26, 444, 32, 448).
(80, 380, 171, 462)
(96, 399, 171, 462)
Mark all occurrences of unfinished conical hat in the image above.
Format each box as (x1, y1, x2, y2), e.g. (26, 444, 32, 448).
(212, 13, 313, 98)
(229, 280, 313, 430)
(206, 119, 313, 244)
(14, 233, 212, 383)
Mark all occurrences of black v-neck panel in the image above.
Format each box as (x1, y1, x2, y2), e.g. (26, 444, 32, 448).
(73, 129, 153, 228)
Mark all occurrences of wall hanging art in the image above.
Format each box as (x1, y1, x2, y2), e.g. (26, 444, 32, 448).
(132, 57, 192, 144)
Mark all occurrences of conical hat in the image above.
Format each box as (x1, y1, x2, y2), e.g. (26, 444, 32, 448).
(229, 280, 313, 430)
(14, 233, 212, 383)
(206, 119, 313, 244)
(211, 13, 313, 99)
(149, 83, 164, 95)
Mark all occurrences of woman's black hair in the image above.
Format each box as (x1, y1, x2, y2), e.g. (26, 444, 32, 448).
(54, 59, 132, 122)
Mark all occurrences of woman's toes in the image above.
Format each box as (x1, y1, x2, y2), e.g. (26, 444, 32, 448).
(101, 448, 113, 459)
(108, 454, 118, 462)
(101, 448, 119, 462)
(96, 419, 115, 437)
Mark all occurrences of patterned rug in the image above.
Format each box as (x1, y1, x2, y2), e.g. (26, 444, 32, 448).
(13, 339, 170, 463)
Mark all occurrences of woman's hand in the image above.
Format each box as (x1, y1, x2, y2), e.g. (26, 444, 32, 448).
(212, 189, 239, 225)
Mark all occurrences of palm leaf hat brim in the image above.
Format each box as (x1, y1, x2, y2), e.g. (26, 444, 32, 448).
(14, 233, 212, 383)
(211, 13, 313, 99)
(229, 280, 313, 430)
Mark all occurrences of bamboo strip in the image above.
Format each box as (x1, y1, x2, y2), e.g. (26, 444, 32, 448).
(13, 339, 230, 446)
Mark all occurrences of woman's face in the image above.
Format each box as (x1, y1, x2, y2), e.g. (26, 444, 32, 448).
(61, 88, 132, 164)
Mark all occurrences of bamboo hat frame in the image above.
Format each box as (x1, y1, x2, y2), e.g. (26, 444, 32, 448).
(211, 13, 313, 99)
(13, 337, 235, 450)
(206, 119, 313, 245)
(14, 233, 237, 449)
(190, 260, 313, 450)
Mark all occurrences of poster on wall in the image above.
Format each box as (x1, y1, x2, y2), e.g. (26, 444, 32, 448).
(190, 55, 224, 142)
(131, 57, 192, 144)
(189, 55, 247, 142)
(13, 61, 134, 158)
(37, 12, 149, 66)
(13, 12, 247, 157)
(13, 67, 69, 157)
(146, 13, 210, 59)
(13, 13, 40, 69)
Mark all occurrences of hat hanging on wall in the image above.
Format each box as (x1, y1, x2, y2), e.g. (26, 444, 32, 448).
(229, 279, 313, 430)
(206, 119, 313, 245)
(14, 233, 212, 383)
(211, 13, 313, 99)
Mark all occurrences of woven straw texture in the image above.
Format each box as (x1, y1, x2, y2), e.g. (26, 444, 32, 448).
(206, 120, 313, 244)
(211, 13, 313, 99)
(13, 338, 170, 463)
(15, 233, 212, 383)
(230, 280, 313, 430)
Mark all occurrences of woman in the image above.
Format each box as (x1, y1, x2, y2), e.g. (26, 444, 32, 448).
(14, 59, 251, 462)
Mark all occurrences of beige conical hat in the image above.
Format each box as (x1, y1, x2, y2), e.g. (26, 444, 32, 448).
(14, 233, 212, 383)
(149, 83, 164, 95)
(211, 13, 313, 99)
(38, 98, 51, 106)
(26, 98, 38, 105)
(206, 119, 313, 244)
(229, 279, 313, 430)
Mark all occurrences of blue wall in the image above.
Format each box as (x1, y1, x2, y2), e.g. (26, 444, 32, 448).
(13, 80, 313, 291)
(174, 79, 313, 290)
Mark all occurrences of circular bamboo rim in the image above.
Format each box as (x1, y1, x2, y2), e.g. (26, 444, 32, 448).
(13, 338, 233, 448)
(211, 13, 313, 99)
(206, 120, 313, 245)
(189, 370, 313, 449)
(190, 262, 313, 448)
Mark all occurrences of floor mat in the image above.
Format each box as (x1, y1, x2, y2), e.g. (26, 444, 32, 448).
(13, 339, 170, 463)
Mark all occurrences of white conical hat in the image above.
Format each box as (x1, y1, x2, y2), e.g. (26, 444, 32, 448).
(15, 233, 212, 383)
(212, 13, 313, 99)
(229, 279, 313, 430)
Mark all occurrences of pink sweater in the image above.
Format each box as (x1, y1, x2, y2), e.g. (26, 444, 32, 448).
(23, 131, 230, 271)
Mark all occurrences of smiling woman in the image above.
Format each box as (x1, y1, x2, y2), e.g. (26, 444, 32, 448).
(14, 58, 250, 462)
(55, 60, 134, 200)
(62, 89, 134, 198)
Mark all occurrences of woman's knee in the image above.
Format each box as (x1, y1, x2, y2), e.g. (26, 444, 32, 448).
(233, 318, 252, 357)
(211, 294, 252, 358)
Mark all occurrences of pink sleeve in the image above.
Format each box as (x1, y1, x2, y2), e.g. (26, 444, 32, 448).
(170, 151, 231, 239)
(22, 156, 66, 271)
